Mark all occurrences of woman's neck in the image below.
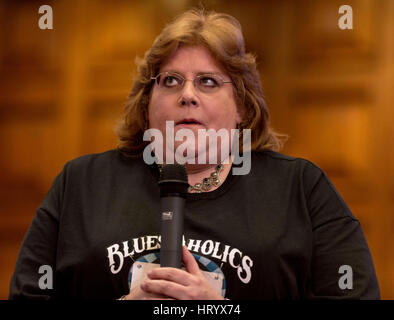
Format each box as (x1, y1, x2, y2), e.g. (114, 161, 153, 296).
(185, 158, 233, 193)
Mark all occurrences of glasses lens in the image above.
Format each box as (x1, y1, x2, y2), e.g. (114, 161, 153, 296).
(158, 73, 183, 90)
(196, 75, 222, 93)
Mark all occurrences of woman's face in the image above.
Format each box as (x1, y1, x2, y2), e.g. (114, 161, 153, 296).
(148, 45, 241, 163)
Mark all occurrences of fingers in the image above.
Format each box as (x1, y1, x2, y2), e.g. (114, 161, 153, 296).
(182, 246, 200, 275)
(140, 247, 206, 300)
(141, 279, 188, 300)
(147, 267, 191, 286)
(142, 294, 175, 301)
(147, 247, 200, 283)
(127, 284, 170, 300)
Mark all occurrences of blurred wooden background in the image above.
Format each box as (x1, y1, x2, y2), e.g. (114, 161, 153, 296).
(0, 0, 393, 299)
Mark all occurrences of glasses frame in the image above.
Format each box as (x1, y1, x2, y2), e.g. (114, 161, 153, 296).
(151, 71, 233, 92)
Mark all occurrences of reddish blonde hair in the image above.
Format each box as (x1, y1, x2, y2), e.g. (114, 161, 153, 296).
(117, 7, 285, 156)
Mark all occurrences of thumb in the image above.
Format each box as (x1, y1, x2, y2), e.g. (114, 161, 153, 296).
(182, 246, 200, 275)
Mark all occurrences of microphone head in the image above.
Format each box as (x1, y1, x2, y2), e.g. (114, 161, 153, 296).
(158, 164, 189, 198)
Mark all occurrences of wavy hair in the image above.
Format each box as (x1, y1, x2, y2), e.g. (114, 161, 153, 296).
(116, 7, 286, 156)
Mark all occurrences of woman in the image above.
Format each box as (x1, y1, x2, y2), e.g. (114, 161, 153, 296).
(9, 8, 379, 300)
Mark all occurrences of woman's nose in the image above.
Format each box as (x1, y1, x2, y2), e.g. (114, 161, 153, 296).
(178, 80, 198, 107)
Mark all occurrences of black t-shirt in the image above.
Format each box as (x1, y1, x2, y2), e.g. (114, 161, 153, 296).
(9, 149, 380, 299)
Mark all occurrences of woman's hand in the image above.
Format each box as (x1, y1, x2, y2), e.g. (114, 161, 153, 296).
(138, 246, 224, 300)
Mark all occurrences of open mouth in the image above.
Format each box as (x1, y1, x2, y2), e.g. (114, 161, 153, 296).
(176, 119, 202, 125)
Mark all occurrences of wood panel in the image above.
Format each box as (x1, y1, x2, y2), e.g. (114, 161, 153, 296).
(0, 0, 393, 299)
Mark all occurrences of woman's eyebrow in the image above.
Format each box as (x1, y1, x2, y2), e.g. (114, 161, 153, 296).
(196, 71, 225, 76)
(161, 69, 225, 76)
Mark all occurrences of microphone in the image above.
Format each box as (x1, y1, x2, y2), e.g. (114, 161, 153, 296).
(158, 164, 189, 268)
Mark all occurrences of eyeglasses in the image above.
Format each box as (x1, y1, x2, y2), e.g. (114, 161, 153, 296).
(151, 71, 232, 94)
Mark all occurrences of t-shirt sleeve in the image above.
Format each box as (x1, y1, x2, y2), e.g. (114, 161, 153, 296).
(8, 166, 65, 299)
(302, 161, 380, 299)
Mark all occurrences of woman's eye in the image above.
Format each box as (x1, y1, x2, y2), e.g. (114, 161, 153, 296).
(200, 76, 218, 87)
(163, 76, 180, 87)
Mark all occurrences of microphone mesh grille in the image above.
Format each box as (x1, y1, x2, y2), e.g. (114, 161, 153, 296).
(159, 164, 188, 183)
(158, 164, 189, 197)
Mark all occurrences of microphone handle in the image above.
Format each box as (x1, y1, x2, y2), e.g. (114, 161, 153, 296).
(160, 196, 185, 268)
